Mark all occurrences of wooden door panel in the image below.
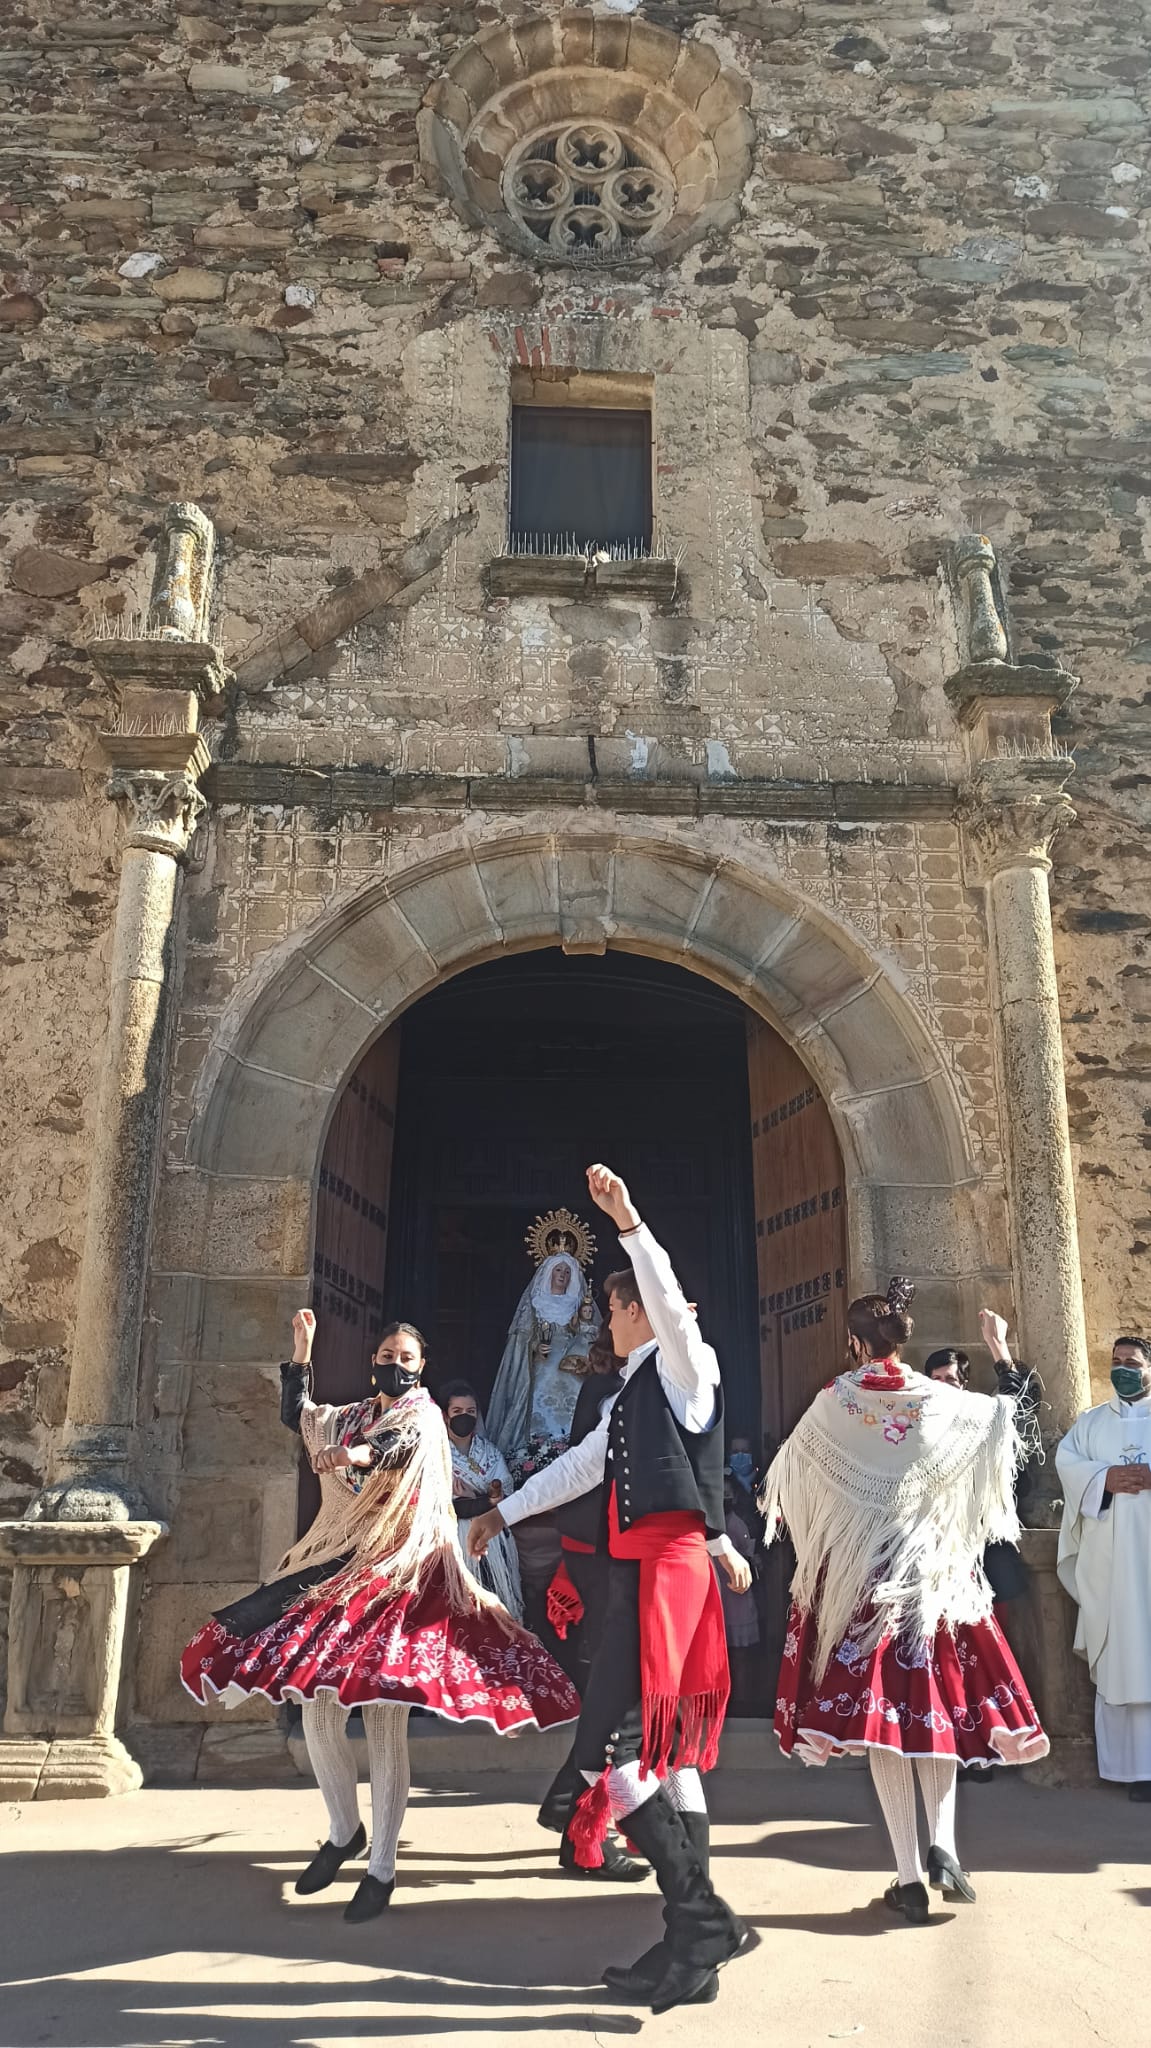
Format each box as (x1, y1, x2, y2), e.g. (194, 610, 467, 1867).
(311, 1027, 401, 1407)
(746, 1018, 848, 1451)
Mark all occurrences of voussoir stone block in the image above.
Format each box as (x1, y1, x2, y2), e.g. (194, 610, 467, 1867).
(759, 917, 871, 1021)
(611, 849, 714, 943)
(804, 983, 930, 1096)
(200, 1056, 334, 1178)
(686, 873, 796, 981)
(474, 841, 559, 941)
(390, 857, 501, 967)
(311, 898, 437, 1014)
(841, 1074, 960, 1186)
(238, 961, 373, 1090)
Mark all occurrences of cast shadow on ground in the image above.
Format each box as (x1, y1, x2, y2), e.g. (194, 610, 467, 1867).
(0, 1844, 654, 2048)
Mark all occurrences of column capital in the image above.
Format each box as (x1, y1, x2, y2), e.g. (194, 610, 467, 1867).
(106, 759, 209, 859)
(959, 762, 1076, 877)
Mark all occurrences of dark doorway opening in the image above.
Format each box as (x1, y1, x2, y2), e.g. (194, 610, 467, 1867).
(384, 951, 759, 1432)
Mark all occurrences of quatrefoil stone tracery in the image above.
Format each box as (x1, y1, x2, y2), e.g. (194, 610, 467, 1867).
(503, 121, 675, 261)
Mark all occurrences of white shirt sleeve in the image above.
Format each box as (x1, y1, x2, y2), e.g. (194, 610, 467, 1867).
(707, 1533, 739, 1562)
(621, 1220, 720, 1434)
(1080, 1468, 1113, 1520)
(497, 1410, 611, 1529)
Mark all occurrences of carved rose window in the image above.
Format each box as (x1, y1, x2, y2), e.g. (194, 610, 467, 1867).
(503, 121, 675, 262)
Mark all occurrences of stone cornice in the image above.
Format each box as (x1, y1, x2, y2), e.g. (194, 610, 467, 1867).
(944, 661, 1079, 726)
(204, 763, 957, 822)
(89, 637, 232, 711)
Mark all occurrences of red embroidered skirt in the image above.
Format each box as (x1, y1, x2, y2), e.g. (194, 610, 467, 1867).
(181, 1559, 580, 1734)
(775, 1601, 1049, 1766)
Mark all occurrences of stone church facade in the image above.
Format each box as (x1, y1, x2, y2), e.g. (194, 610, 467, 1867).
(0, 3, 1146, 1793)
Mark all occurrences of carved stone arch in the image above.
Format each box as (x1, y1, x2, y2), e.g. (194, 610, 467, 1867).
(178, 828, 1006, 1373)
(419, 12, 754, 266)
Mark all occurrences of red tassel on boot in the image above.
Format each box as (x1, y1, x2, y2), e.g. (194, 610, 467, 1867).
(568, 1770, 613, 1869)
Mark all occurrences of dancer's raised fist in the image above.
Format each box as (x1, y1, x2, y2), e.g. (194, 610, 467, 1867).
(586, 1164, 641, 1234)
(292, 1308, 316, 1364)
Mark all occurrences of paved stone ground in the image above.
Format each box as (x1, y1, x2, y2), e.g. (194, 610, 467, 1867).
(1, 1765, 1147, 2048)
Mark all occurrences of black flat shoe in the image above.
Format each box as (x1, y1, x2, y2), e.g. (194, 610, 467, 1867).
(883, 1879, 930, 1925)
(962, 1762, 994, 1784)
(1128, 1782, 1151, 1803)
(559, 1831, 647, 1882)
(927, 1845, 977, 1901)
(294, 1822, 367, 1896)
(343, 1874, 395, 1922)
(603, 1941, 666, 1996)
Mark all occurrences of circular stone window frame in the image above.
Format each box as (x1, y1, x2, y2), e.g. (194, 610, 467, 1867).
(504, 119, 677, 261)
(419, 13, 754, 270)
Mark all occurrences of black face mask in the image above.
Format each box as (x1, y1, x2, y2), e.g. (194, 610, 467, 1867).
(372, 1360, 422, 1398)
(448, 1412, 476, 1439)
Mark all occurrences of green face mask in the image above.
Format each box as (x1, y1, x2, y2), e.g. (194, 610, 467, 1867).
(1111, 1365, 1148, 1402)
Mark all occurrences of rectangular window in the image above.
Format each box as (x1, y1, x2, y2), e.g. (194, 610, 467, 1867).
(509, 405, 652, 552)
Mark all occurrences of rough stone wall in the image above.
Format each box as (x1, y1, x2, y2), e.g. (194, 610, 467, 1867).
(0, 0, 1148, 1584)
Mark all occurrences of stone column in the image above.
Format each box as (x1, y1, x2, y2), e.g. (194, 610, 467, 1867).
(0, 506, 226, 1799)
(48, 761, 208, 1498)
(964, 761, 1091, 1440)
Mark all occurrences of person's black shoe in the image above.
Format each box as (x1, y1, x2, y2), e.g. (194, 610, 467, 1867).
(537, 1788, 575, 1834)
(343, 1874, 395, 1922)
(294, 1822, 367, 1895)
(927, 1845, 976, 1901)
(1128, 1781, 1151, 1802)
(648, 1931, 756, 2016)
(962, 1762, 994, 1784)
(883, 1879, 930, 1925)
(603, 1940, 666, 1995)
(559, 1829, 647, 1882)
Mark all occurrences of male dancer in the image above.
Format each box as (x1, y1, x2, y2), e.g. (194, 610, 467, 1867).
(469, 1164, 754, 2013)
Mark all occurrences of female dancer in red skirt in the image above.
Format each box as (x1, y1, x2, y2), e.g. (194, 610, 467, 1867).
(761, 1280, 1048, 1925)
(182, 1310, 579, 1921)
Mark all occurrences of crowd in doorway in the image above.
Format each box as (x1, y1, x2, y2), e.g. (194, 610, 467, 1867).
(178, 1165, 1151, 2016)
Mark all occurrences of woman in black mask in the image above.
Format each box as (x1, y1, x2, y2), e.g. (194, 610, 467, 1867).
(438, 1379, 524, 1620)
(182, 1311, 578, 1921)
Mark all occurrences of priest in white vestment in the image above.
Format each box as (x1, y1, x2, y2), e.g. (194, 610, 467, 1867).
(1056, 1336, 1151, 1799)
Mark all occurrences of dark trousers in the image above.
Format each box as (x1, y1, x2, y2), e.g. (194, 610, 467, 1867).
(544, 1553, 643, 1805)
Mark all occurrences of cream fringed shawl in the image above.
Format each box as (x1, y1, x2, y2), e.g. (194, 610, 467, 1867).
(759, 1368, 1024, 1682)
(279, 1386, 516, 1630)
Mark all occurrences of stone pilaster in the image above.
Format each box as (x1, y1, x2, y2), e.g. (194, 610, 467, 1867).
(961, 761, 1090, 1444)
(0, 505, 221, 1800)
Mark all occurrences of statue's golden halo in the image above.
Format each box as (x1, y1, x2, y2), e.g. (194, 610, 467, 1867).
(524, 1207, 596, 1270)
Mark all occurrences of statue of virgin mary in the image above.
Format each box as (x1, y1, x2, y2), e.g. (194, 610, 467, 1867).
(486, 1208, 601, 1485)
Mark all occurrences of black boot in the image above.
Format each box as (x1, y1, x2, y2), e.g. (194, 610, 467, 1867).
(538, 1753, 584, 1834)
(559, 1826, 647, 1882)
(603, 1810, 710, 1995)
(610, 1792, 749, 2014)
(293, 1821, 367, 1896)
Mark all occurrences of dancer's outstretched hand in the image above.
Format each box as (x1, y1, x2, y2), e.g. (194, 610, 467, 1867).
(467, 1506, 505, 1558)
(586, 1164, 641, 1234)
(292, 1308, 316, 1364)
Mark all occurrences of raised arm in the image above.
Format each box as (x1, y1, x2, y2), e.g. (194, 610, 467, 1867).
(587, 1163, 719, 1427)
(280, 1307, 316, 1434)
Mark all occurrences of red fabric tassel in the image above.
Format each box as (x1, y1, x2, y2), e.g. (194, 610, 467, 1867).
(546, 1560, 585, 1641)
(569, 1770, 613, 1869)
